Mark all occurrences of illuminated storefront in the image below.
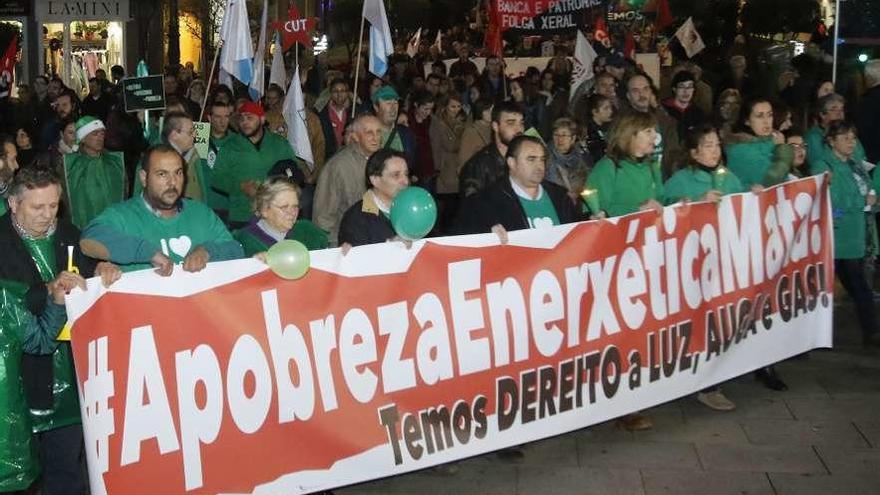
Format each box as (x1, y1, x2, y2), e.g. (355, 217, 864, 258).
(34, 0, 131, 95)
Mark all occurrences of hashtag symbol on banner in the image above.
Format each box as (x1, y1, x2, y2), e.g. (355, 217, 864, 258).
(81, 336, 115, 495)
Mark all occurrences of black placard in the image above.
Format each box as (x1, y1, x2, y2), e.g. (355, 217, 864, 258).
(122, 75, 166, 112)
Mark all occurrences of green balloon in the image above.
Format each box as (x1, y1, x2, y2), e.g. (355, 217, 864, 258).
(390, 187, 437, 241)
(266, 240, 310, 280)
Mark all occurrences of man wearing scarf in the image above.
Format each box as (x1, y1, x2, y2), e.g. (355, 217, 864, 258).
(62, 116, 126, 229)
(0, 166, 121, 495)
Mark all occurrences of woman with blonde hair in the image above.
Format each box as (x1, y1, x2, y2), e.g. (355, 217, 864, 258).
(233, 177, 328, 257)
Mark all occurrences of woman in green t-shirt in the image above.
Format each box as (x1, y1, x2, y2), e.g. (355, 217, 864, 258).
(584, 110, 664, 218)
(233, 178, 328, 257)
(664, 124, 746, 205)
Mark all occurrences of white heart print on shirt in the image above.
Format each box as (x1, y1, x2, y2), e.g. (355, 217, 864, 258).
(168, 236, 192, 258)
(531, 217, 555, 229)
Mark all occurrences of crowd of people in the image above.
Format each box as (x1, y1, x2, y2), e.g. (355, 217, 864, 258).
(0, 34, 879, 493)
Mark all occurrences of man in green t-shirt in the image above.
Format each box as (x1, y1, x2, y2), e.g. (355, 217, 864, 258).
(211, 101, 297, 228)
(206, 100, 236, 220)
(81, 144, 244, 274)
(454, 135, 580, 241)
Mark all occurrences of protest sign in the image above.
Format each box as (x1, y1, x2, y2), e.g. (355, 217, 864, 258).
(122, 75, 166, 112)
(192, 122, 210, 160)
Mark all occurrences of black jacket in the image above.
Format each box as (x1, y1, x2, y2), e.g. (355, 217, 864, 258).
(0, 213, 96, 408)
(318, 105, 346, 160)
(338, 193, 396, 247)
(857, 85, 880, 163)
(459, 143, 506, 199)
(454, 177, 582, 235)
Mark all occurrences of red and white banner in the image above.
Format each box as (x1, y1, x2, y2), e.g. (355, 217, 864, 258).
(67, 176, 834, 494)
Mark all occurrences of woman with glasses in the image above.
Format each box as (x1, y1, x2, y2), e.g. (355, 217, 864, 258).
(812, 121, 880, 347)
(546, 118, 592, 202)
(234, 178, 328, 257)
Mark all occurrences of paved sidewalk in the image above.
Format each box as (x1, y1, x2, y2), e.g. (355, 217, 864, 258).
(337, 299, 880, 495)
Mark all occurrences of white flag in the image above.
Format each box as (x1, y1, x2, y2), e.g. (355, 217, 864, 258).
(283, 65, 315, 170)
(570, 30, 597, 102)
(433, 29, 442, 54)
(248, 0, 268, 100)
(362, 0, 394, 77)
(219, 67, 233, 90)
(406, 28, 422, 58)
(269, 31, 287, 90)
(219, 0, 253, 85)
(675, 17, 706, 59)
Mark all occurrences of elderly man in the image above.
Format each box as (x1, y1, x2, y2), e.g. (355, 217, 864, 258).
(62, 116, 126, 229)
(81, 144, 243, 274)
(212, 101, 297, 228)
(0, 166, 121, 495)
(313, 114, 383, 246)
(372, 85, 417, 166)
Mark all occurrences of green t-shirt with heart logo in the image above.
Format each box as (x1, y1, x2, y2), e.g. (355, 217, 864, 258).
(81, 195, 245, 273)
(517, 188, 560, 229)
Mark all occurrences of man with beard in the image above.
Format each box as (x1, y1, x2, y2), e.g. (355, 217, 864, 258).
(458, 100, 525, 197)
(39, 89, 78, 151)
(62, 116, 126, 229)
(80, 144, 243, 274)
(212, 101, 296, 228)
(132, 112, 208, 203)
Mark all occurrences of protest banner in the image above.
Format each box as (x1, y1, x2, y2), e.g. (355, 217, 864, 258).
(66, 176, 834, 495)
(493, 0, 604, 34)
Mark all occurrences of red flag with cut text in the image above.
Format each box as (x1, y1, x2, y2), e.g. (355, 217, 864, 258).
(0, 36, 18, 98)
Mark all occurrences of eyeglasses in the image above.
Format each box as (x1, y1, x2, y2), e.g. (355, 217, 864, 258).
(789, 143, 807, 150)
(271, 203, 300, 213)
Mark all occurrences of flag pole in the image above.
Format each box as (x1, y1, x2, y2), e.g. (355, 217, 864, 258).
(832, 0, 841, 86)
(200, 39, 224, 122)
(352, 9, 367, 119)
